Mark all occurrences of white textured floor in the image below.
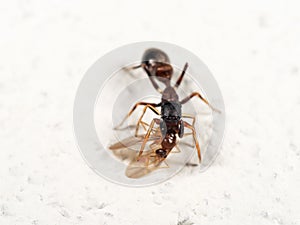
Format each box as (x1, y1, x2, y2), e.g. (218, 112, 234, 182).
(0, 1, 299, 224)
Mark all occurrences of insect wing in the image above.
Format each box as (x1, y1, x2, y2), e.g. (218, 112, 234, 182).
(125, 150, 171, 179)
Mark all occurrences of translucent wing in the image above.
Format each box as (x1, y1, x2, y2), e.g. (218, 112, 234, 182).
(109, 134, 160, 151)
(125, 148, 173, 179)
(108, 127, 190, 179)
(108, 129, 162, 167)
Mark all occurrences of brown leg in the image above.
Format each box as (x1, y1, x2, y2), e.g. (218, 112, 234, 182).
(182, 113, 196, 126)
(183, 121, 201, 163)
(172, 145, 181, 153)
(140, 121, 149, 131)
(141, 64, 163, 93)
(122, 64, 143, 80)
(149, 140, 161, 149)
(139, 120, 160, 131)
(114, 102, 161, 129)
(137, 118, 160, 160)
(145, 143, 159, 168)
(180, 92, 221, 113)
(174, 62, 188, 88)
(123, 63, 162, 93)
(135, 105, 160, 136)
(123, 64, 143, 71)
(158, 160, 169, 168)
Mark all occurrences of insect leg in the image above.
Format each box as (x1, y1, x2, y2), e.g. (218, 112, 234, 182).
(159, 160, 169, 168)
(123, 62, 163, 94)
(180, 92, 221, 113)
(121, 63, 144, 80)
(114, 102, 161, 129)
(172, 145, 181, 153)
(183, 121, 201, 163)
(140, 121, 149, 131)
(141, 64, 163, 94)
(137, 118, 160, 160)
(174, 63, 188, 88)
(135, 105, 160, 136)
(182, 113, 196, 126)
(123, 64, 143, 71)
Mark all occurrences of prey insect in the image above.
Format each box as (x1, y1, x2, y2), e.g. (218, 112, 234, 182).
(109, 125, 192, 178)
(115, 48, 220, 163)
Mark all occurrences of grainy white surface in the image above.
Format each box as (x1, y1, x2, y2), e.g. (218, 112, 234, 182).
(0, 0, 299, 224)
